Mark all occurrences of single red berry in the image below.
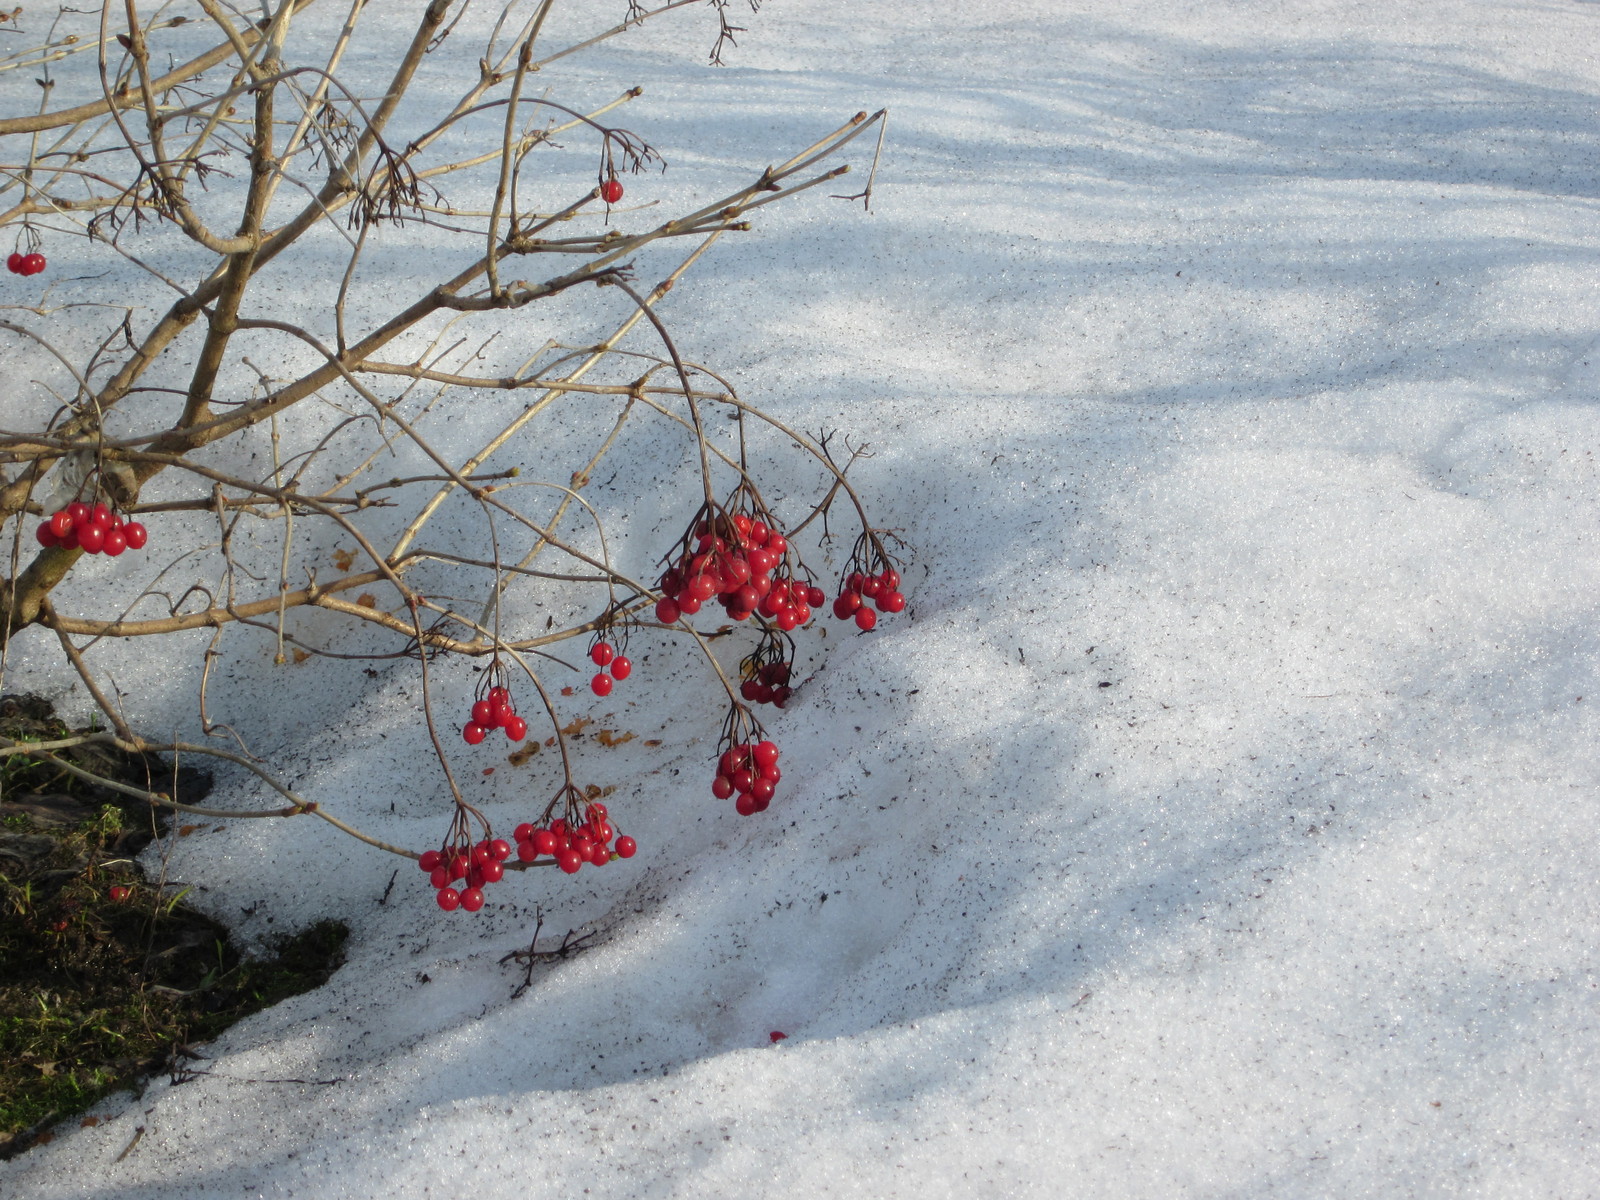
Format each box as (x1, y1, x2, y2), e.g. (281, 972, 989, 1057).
(49, 510, 72, 539)
(735, 792, 758, 816)
(591, 642, 615, 667)
(122, 521, 148, 550)
(833, 592, 862, 620)
(558, 849, 583, 874)
(712, 773, 735, 799)
(880, 569, 901, 590)
(66, 501, 88, 525)
(513, 822, 535, 843)
(678, 594, 703, 615)
(471, 699, 494, 726)
(77, 524, 105, 554)
(21, 252, 44, 276)
(504, 714, 528, 741)
(615, 835, 637, 858)
(854, 607, 878, 631)
(109, 885, 133, 902)
(6, 252, 22, 274)
(609, 656, 632, 681)
(754, 740, 780, 769)
(517, 841, 538, 863)
(436, 887, 461, 911)
(878, 590, 906, 613)
(533, 829, 559, 856)
(656, 597, 681, 623)
(591, 673, 613, 697)
(600, 177, 624, 204)
(102, 527, 127, 556)
(463, 722, 487, 744)
(480, 860, 505, 884)
(430, 865, 450, 888)
(807, 585, 826, 607)
(767, 533, 788, 556)
(419, 849, 443, 872)
(489, 838, 512, 862)
(688, 573, 717, 601)
(90, 503, 112, 528)
(35, 521, 58, 548)
(460, 886, 486, 912)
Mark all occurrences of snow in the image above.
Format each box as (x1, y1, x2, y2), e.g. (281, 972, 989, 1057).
(5, 0, 1600, 1195)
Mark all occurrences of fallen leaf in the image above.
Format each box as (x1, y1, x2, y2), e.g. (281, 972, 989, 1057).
(560, 686, 574, 697)
(644, 739, 663, 747)
(356, 592, 377, 608)
(596, 729, 635, 748)
(332, 548, 356, 571)
(509, 744, 539, 766)
(178, 824, 202, 837)
(292, 648, 310, 664)
(80, 1116, 101, 1128)
(559, 716, 593, 738)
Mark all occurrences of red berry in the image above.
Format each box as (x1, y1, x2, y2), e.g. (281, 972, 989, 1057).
(533, 829, 559, 856)
(122, 522, 148, 550)
(90, 503, 112, 528)
(419, 849, 442, 872)
(513, 822, 535, 843)
(35, 521, 58, 548)
(109, 884, 132, 902)
(735, 792, 758, 816)
(854, 607, 877, 631)
(678, 594, 703, 615)
(430, 865, 450, 888)
(609, 656, 632, 681)
(591, 672, 613, 697)
(712, 774, 734, 799)
(591, 642, 615, 667)
(6, 252, 21, 274)
(656, 597, 681, 623)
(558, 849, 583, 874)
(66, 501, 88, 525)
(504, 714, 528, 741)
(463, 722, 487, 744)
(436, 887, 461, 911)
(489, 838, 512, 862)
(77, 524, 105, 554)
(102, 527, 127, 556)
(517, 841, 538, 863)
(878, 590, 906, 613)
(21, 252, 44, 276)
(480, 860, 504, 884)
(806, 585, 826, 608)
(49, 510, 72, 538)
(754, 740, 780, 769)
(615, 835, 637, 858)
(833, 592, 862, 620)
(688, 573, 717, 601)
(600, 177, 624, 204)
(881, 569, 901, 590)
(460, 886, 485, 912)
(471, 699, 494, 726)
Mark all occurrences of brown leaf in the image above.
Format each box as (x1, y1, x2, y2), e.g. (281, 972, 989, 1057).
(558, 716, 593, 738)
(508, 743, 539, 766)
(644, 739, 663, 747)
(332, 548, 356, 571)
(178, 824, 201, 837)
(292, 648, 310, 664)
(560, 686, 574, 697)
(595, 729, 635, 748)
(80, 1116, 101, 1128)
(356, 593, 377, 608)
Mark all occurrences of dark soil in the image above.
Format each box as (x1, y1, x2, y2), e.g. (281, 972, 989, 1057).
(0, 694, 347, 1159)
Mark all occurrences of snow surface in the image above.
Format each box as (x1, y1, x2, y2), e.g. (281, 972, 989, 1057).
(5, 0, 1600, 1195)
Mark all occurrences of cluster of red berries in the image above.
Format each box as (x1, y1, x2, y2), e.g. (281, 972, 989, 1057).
(36, 501, 149, 556)
(463, 684, 528, 744)
(832, 567, 905, 632)
(513, 799, 636, 874)
(739, 634, 796, 708)
(420, 835, 513, 912)
(589, 640, 632, 697)
(654, 511, 820, 630)
(712, 737, 782, 816)
(7, 251, 45, 276)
